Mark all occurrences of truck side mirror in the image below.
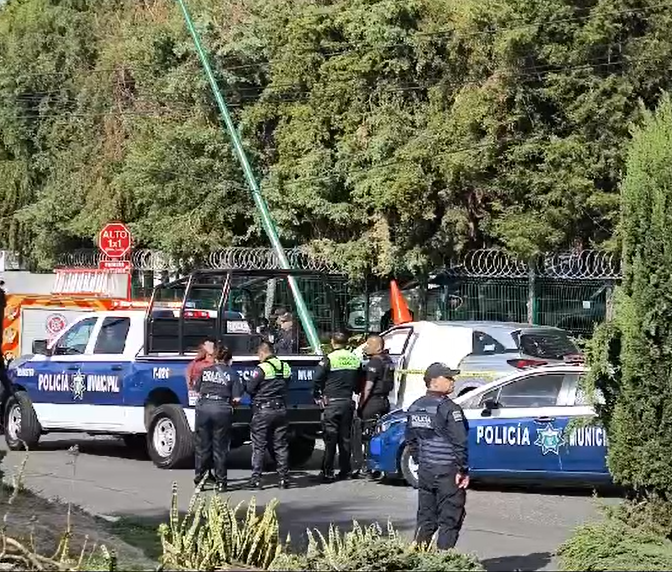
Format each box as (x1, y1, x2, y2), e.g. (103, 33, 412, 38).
(32, 339, 51, 356)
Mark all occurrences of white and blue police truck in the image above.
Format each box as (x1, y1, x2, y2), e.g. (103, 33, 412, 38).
(4, 269, 325, 469)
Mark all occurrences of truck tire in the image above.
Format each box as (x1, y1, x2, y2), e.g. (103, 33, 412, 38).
(147, 404, 194, 469)
(400, 445, 419, 489)
(288, 435, 316, 468)
(4, 391, 41, 451)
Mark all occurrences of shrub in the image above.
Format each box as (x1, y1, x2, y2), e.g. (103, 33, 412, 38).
(584, 93, 672, 497)
(558, 517, 672, 571)
(269, 521, 484, 572)
(158, 484, 282, 571)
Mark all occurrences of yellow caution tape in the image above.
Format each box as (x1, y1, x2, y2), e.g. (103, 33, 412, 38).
(395, 369, 500, 380)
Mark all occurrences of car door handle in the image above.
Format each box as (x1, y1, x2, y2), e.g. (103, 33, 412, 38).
(534, 416, 555, 423)
(67, 366, 79, 371)
(110, 365, 123, 371)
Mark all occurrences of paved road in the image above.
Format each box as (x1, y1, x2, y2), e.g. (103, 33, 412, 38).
(0, 434, 611, 571)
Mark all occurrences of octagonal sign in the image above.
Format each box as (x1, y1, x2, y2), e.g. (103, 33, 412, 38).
(99, 222, 132, 259)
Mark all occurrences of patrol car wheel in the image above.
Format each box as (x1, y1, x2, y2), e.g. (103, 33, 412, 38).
(288, 436, 316, 468)
(4, 392, 41, 451)
(147, 404, 195, 469)
(400, 445, 419, 489)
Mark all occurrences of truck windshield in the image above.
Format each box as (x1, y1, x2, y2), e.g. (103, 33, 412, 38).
(516, 330, 579, 360)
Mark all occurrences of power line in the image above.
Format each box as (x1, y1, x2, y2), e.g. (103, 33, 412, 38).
(2, 0, 672, 83)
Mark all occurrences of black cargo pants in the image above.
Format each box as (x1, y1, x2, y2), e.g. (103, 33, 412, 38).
(322, 398, 354, 476)
(194, 399, 233, 485)
(416, 468, 466, 549)
(352, 396, 390, 472)
(251, 401, 289, 479)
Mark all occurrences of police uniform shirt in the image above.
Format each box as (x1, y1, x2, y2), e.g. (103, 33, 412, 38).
(313, 348, 362, 400)
(196, 363, 243, 401)
(364, 352, 395, 397)
(405, 391, 469, 474)
(246, 356, 292, 402)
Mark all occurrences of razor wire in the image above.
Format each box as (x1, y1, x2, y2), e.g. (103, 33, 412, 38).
(56, 247, 621, 280)
(57, 247, 339, 273)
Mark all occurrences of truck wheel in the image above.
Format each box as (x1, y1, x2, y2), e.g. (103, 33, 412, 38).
(288, 436, 316, 468)
(147, 404, 194, 469)
(400, 445, 419, 489)
(4, 391, 41, 451)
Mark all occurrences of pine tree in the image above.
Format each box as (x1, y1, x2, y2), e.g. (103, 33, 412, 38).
(587, 93, 672, 496)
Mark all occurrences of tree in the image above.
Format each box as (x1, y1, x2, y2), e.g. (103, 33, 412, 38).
(585, 93, 672, 496)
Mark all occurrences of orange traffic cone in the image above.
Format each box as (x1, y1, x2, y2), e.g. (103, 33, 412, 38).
(390, 280, 413, 324)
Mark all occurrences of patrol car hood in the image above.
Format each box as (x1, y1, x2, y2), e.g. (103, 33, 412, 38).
(379, 408, 406, 423)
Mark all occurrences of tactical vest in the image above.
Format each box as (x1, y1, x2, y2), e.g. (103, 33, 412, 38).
(259, 357, 292, 380)
(371, 353, 395, 396)
(407, 394, 460, 470)
(324, 348, 361, 399)
(198, 364, 237, 400)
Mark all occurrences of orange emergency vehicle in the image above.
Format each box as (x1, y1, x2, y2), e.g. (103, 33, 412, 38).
(2, 268, 136, 361)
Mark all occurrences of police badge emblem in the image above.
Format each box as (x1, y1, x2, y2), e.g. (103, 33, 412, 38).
(71, 370, 86, 400)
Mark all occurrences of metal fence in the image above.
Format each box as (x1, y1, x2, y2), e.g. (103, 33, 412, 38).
(56, 247, 621, 338)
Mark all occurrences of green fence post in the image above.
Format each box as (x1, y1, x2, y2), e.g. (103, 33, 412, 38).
(527, 258, 538, 325)
(175, 0, 322, 354)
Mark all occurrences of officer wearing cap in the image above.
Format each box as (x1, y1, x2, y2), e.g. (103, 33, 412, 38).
(313, 331, 363, 482)
(246, 340, 292, 489)
(193, 344, 243, 493)
(406, 362, 469, 549)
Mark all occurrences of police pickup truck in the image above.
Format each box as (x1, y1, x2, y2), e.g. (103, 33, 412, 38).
(4, 269, 325, 470)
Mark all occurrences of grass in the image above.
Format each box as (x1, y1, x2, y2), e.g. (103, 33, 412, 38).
(103, 516, 162, 562)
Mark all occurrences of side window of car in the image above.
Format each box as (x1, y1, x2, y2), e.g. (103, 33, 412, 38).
(479, 373, 566, 408)
(472, 331, 506, 355)
(54, 318, 98, 356)
(93, 317, 131, 354)
(382, 327, 412, 355)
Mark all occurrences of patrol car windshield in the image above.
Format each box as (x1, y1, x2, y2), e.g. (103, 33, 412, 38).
(514, 330, 579, 360)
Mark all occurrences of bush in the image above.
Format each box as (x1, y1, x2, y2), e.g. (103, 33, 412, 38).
(269, 521, 484, 572)
(558, 517, 672, 571)
(585, 93, 672, 496)
(158, 484, 282, 570)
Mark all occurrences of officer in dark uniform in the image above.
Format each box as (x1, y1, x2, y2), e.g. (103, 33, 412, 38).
(313, 332, 362, 482)
(193, 344, 243, 493)
(406, 362, 469, 549)
(354, 334, 395, 477)
(246, 340, 292, 489)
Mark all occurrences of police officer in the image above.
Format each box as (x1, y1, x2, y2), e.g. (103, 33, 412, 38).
(354, 335, 394, 476)
(246, 341, 292, 489)
(406, 363, 469, 549)
(193, 344, 243, 493)
(313, 332, 362, 482)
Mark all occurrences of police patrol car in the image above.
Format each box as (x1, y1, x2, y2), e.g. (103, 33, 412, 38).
(4, 269, 325, 470)
(367, 364, 610, 487)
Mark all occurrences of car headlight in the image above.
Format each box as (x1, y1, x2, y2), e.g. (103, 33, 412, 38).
(376, 418, 403, 435)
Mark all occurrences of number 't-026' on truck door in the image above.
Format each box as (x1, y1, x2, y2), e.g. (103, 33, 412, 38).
(5, 310, 321, 468)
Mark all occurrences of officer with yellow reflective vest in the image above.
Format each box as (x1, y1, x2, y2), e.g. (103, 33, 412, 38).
(246, 341, 292, 489)
(313, 332, 363, 482)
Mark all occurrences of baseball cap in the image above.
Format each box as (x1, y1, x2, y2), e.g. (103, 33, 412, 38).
(423, 362, 461, 383)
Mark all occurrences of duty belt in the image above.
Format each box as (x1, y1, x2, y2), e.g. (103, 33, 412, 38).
(254, 399, 285, 409)
(201, 394, 231, 402)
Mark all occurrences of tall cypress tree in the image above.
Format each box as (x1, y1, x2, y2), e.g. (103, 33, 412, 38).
(587, 93, 672, 496)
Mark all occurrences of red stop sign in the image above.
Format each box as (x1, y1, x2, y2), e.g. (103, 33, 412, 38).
(99, 222, 132, 259)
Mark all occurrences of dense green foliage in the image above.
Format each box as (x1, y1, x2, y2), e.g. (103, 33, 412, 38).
(583, 94, 672, 496)
(3, 0, 672, 273)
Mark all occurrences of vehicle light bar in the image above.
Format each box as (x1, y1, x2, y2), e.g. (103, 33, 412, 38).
(507, 358, 548, 369)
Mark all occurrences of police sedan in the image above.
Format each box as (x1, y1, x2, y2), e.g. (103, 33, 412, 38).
(367, 364, 610, 487)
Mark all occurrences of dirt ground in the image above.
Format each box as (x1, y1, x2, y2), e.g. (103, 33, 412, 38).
(0, 450, 158, 571)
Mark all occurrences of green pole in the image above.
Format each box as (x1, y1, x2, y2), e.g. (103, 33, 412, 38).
(175, 0, 322, 354)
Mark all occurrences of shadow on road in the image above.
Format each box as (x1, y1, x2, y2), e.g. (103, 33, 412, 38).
(481, 551, 553, 571)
